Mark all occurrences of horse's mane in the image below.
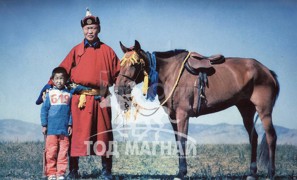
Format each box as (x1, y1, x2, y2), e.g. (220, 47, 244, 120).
(154, 49, 187, 58)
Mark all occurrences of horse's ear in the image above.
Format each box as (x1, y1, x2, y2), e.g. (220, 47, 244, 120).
(134, 40, 141, 52)
(120, 41, 128, 53)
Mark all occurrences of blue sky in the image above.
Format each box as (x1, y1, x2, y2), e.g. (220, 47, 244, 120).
(0, 0, 297, 129)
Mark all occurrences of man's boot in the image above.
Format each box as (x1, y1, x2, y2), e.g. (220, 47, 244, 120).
(66, 157, 79, 179)
(101, 156, 112, 180)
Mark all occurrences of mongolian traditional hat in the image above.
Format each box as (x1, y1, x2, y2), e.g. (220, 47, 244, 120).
(81, 8, 100, 27)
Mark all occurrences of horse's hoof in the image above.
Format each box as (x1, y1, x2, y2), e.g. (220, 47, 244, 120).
(246, 175, 257, 180)
(174, 172, 185, 180)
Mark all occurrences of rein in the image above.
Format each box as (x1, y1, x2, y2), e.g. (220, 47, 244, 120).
(159, 51, 192, 106)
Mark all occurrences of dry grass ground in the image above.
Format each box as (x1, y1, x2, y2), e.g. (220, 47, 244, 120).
(0, 141, 296, 179)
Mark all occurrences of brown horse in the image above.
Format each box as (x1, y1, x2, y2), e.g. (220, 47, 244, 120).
(114, 40, 279, 180)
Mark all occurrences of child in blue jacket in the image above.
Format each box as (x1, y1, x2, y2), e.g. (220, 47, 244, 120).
(41, 67, 72, 180)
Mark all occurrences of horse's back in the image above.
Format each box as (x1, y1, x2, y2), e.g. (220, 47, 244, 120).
(197, 57, 278, 114)
(212, 57, 276, 88)
(221, 57, 278, 90)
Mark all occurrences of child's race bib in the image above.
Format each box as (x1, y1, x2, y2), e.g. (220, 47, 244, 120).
(48, 89, 71, 105)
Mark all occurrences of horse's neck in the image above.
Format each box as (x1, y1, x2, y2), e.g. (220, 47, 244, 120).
(156, 52, 188, 86)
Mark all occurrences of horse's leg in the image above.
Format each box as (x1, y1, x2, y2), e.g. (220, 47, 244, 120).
(258, 110, 276, 179)
(169, 116, 178, 146)
(236, 101, 258, 179)
(170, 110, 189, 180)
(251, 91, 277, 179)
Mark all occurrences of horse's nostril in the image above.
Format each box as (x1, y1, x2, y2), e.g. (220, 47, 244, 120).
(124, 102, 129, 109)
(123, 96, 129, 101)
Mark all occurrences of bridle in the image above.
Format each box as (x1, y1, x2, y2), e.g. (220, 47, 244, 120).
(119, 62, 144, 83)
(117, 51, 147, 111)
(118, 50, 147, 84)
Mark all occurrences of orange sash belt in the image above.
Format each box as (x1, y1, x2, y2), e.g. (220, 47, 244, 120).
(78, 88, 108, 108)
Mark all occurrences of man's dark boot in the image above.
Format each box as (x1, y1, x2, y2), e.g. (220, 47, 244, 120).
(101, 156, 112, 180)
(66, 157, 79, 179)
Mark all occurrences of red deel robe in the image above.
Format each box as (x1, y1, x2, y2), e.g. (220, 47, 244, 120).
(59, 40, 120, 156)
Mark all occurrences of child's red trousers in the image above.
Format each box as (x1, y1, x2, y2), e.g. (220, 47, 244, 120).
(45, 135, 69, 176)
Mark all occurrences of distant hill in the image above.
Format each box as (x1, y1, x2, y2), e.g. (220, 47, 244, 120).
(187, 123, 297, 145)
(112, 122, 297, 145)
(0, 119, 43, 142)
(1, 119, 296, 145)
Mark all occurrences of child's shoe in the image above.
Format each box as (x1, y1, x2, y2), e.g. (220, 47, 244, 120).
(57, 175, 65, 180)
(48, 175, 56, 180)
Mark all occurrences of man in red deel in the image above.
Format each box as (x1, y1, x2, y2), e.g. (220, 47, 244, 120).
(36, 8, 120, 180)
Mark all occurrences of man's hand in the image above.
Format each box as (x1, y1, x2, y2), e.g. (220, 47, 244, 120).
(42, 90, 49, 101)
(68, 126, 72, 136)
(36, 84, 52, 105)
(42, 127, 47, 135)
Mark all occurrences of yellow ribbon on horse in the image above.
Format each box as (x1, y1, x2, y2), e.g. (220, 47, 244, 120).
(142, 71, 149, 96)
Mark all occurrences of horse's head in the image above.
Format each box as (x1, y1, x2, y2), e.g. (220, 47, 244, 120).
(114, 40, 149, 111)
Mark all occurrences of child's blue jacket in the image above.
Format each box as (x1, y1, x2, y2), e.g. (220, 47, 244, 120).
(40, 87, 72, 136)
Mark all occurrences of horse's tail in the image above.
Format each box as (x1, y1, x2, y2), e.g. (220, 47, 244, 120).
(258, 133, 269, 169)
(258, 70, 279, 169)
(252, 114, 269, 169)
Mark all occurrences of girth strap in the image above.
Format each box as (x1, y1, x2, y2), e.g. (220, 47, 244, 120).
(197, 72, 208, 114)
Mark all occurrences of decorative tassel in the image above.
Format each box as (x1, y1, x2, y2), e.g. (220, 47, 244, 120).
(78, 94, 87, 108)
(142, 71, 149, 96)
(86, 8, 92, 16)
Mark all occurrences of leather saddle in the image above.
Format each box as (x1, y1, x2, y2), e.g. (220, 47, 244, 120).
(185, 52, 225, 75)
